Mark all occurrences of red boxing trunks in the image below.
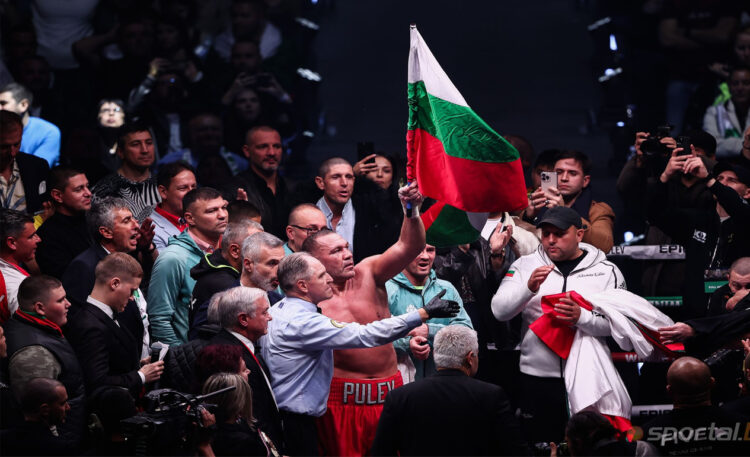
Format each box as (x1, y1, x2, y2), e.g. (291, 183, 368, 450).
(317, 372, 403, 456)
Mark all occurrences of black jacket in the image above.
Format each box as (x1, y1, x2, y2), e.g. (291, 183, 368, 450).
(0, 420, 78, 456)
(15, 151, 50, 215)
(434, 238, 520, 352)
(685, 294, 750, 356)
(188, 251, 283, 338)
(211, 421, 270, 457)
(647, 178, 750, 319)
(351, 179, 402, 264)
(4, 313, 86, 444)
(61, 244, 144, 346)
(35, 212, 92, 279)
(293, 177, 401, 264)
(370, 369, 526, 456)
(162, 324, 220, 393)
(64, 303, 143, 395)
(189, 250, 240, 338)
(223, 170, 291, 238)
(706, 283, 732, 317)
(210, 329, 284, 452)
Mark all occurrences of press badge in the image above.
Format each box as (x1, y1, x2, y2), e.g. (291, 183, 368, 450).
(704, 268, 729, 293)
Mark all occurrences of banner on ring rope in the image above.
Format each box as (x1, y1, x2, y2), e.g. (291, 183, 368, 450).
(612, 351, 679, 363)
(631, 404, 673, 421)
(607, 245, 685, 260)
(644, 296, 683, 308)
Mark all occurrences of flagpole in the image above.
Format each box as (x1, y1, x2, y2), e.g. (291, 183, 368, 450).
(405, 24, 417, 218)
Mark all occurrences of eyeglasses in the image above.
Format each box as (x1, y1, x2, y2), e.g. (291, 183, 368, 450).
(100, 107, 122, 113)
(291, 225, 321, 234)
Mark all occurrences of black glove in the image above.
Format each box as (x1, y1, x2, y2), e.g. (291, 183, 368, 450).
(423, 290, 460, 318)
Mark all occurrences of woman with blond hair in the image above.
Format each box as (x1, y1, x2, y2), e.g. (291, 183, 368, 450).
(202, 373, 280, 457)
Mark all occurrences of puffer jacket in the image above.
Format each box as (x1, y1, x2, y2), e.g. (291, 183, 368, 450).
(386, 270, 473, 379)
(161, 324, 220, 393)
(491, 242, 626, 378)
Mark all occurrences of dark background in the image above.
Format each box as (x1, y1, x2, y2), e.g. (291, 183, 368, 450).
(306, 0, 621, 230)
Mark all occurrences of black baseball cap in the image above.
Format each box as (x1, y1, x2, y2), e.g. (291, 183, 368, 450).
(713, 161, 750, 187)
(684, 129, 717, 156)
(536, 206, 583, 230)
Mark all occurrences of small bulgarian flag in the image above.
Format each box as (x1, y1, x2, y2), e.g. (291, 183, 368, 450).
(406, 25, 527, 247)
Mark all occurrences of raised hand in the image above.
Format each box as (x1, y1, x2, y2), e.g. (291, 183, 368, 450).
(423, 289, 460, 318)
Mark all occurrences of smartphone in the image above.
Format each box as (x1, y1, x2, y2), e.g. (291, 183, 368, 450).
(357, 141, 375, 164)
(676, 136, 692, 156)
(540, 171, 558, 193)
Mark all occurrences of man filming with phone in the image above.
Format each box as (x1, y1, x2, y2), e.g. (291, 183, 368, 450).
(524, 150, 615, 252)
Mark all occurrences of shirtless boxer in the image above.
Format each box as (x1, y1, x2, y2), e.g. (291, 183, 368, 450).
(301, 182, 426, 456)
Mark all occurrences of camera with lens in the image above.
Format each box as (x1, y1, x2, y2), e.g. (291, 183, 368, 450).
(640, 125, 673, 157)
(120, 386, 233, 456)
(533, 441, 568, 456)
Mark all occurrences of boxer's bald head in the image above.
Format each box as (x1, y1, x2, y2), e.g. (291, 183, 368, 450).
(666, 357, 714, 407)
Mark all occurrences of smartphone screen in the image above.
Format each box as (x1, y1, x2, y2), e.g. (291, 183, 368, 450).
(540, 171, 558, 193)
(357, 141, 375, 163)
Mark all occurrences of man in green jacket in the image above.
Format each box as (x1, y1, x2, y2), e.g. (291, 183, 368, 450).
(148, 188, 227, 345)
(386, 243, 473, 380)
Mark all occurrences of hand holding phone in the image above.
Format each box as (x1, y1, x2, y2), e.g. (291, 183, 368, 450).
(540, 171, 558, 194)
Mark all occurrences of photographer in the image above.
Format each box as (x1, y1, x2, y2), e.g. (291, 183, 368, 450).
(202, 372, 280, 457)
(617, 130, 717, 312)
(646, 154, 750, 319)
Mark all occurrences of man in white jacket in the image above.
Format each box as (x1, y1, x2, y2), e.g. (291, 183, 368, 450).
(491, 206, 626, 446)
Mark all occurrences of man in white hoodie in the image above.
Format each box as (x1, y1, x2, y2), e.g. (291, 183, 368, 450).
(491, 206, 626, 446)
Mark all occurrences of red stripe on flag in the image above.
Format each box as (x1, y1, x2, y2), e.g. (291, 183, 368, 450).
(407, 128, 527, 213)
(420, 200, 446, 231)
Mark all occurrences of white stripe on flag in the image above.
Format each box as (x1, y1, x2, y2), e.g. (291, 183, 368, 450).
(408, 26, 468, 108)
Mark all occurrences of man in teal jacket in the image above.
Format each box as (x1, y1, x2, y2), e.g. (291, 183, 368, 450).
(386, 244, 473, 380)
(148, 188, 228, 345)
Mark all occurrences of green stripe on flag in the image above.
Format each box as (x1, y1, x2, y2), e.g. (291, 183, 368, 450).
(408, 81, 518, 163)
(425, 204, 480, 247)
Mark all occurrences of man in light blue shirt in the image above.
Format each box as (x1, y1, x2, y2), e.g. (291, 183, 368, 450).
(0, 83, 60, 167)
(315, 158, 356, 256)
(260, 252, 459, 456)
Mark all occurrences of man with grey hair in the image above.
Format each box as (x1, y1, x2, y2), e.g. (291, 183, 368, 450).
(189, 220, 263, 338)
(240, 231, 285, 301)
(209, 286, 284, 451)
(260, 252, 460, 456)
(371, 326, 525, 456)
(61, 197, 153, 358)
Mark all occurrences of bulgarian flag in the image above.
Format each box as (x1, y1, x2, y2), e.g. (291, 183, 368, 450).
(406, 25, 527, 247)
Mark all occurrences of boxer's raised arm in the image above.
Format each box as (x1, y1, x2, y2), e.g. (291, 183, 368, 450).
(370, 183, 426, 285)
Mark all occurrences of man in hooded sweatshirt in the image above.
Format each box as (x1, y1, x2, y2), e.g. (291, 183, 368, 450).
(188, 220, 262, 338)
(386, 243, 473, 380)
(148, 188, 227, 345)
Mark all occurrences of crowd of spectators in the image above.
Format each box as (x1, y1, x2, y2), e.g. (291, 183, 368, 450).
(1, 1, 750, 456)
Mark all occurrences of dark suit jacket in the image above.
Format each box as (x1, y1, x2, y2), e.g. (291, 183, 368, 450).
(371, 369, 527, 456)
(62, 244, 145, 348)
(209, 329, 284, 451)
(64, 303, 142, 395)
(15, 152, 49, 214)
